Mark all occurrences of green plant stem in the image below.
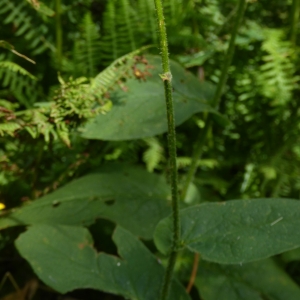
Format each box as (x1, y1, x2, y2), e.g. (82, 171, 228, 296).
(154, 0, 180, 299)
(181, 116, 211, 200)
(290, 0, 300, 45)
(181, 0, 247, 201)
(55, 0, 62, 68)
(211, 0, 247, 108)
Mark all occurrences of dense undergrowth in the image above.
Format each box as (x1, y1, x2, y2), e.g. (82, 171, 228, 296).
(1, 0, 300, 299)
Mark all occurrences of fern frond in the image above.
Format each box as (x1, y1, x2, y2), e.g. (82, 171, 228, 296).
(177, 156, 219, 170)
(101, 0, 119, 62)
(0, 122, 21, 136)
(90, 46, 151, 98)
(0, 61, 39, 107)
(258, 29, 298, 106)
(0, 76, 111, 145)
(120, 0, 136, 51)
(143, 137, 165, 172)
(26, 0, 55, 17)
(0, 61, 36, 80)
(100, 0, 138, 64)
(177, 156, 192, 169)
(136, 0, 157, 44)
(0, 0, 53, 55)
(163, 0, 181, 23)
(73, 12, 101, 77)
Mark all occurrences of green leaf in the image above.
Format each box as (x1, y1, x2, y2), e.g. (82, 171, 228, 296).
(0, 164, 171, 239)
(80, 55, 216, 140)
(143, 137, 164, 172)
(15, 225, 190, 300)
(196, 259, 300, 300)
(154, 198, 300, 264)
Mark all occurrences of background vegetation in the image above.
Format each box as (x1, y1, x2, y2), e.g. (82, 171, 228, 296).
(1, 0, 300, 299)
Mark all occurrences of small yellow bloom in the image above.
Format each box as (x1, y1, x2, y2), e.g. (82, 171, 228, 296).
(0, 203, 6, 210)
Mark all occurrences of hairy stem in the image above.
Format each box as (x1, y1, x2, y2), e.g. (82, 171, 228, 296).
(181, 0, 247, 201)
(55, 0, 63, 68)
(154, 0, 180, 299)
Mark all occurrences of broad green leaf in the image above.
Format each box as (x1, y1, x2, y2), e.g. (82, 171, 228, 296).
(196, 259, 300, 300)
(16, 225, 190, 300)
(154, 198, 300, 264)
(80, 55, 216, 140)
(0, 163, 171, 239)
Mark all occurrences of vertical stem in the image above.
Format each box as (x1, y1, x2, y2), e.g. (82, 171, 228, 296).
(55, 0, 62, 68)
(290, 0, 300, 45)
(181, 0, 247, 201)
(181, 117, 211, 201)
(211, 0, 246, 108)
(154, 1, 180, 299)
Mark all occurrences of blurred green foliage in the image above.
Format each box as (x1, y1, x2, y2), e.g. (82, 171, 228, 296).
(1, 0, 300, 299)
